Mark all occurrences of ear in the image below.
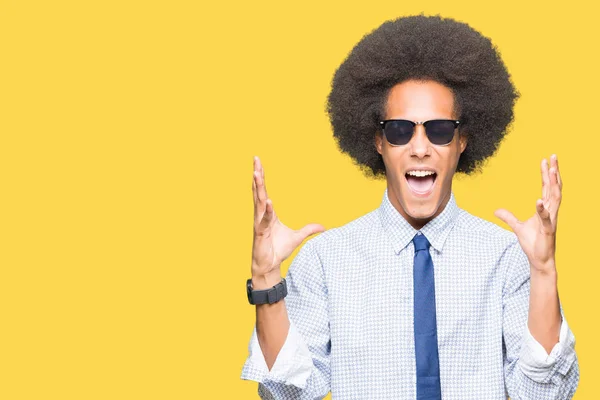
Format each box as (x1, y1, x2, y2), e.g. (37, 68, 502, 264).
(375, 132, 383, 155)
(459, 134, 467, 154)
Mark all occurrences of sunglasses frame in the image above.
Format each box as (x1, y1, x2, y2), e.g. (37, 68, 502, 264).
(379, 119, 461, 147)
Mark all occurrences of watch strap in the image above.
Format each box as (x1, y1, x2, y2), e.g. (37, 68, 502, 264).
(247, 278, 287, 305)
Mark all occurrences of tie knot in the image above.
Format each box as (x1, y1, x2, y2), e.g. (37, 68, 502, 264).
(413, 233, 430, 252)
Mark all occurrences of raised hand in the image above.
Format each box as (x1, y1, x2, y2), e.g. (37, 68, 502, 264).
(251, 156, 325, 288)
(494, 154, 562, 273)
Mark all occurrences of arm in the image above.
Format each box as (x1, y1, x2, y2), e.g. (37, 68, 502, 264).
(254, 274, 291, 371)
(241, 241, 331, 399)
(240, 156, 330, 399)
(528, 268, 561, 354)
(502, 241, 579, 399)
(496, 155, 579, 398)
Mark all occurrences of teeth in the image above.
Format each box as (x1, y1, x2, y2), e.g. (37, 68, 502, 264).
(406, 170, 435, 177)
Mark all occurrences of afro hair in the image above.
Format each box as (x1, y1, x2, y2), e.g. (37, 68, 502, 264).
(326, 14, 519, 177)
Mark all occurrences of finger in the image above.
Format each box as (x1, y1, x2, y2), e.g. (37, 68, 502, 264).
(258, 198, 275, 229)
(253, 171, 266, 223)
(252, 157, 259, 204)
(255, 156, 265, 182)
(252, 173, 258, 205)
(255, 156, 269, 198)
(548, 166, 562, 206)
(293, 223, 326, 245)
(548, 155, 562, 213)
(536, 199, 554, 231)
(541, 158, 550, 202)
(255, 168, 267, 204)
(551, 154, 562, 188)
(494, 208, 520, 232)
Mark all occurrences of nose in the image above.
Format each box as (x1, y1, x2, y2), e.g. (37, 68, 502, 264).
(409, 124, 431, 158)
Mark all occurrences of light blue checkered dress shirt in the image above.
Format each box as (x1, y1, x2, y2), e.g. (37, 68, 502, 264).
(241, 189, 579, 399)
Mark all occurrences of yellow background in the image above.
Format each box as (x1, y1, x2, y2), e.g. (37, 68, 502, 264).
(0, 0, 598, 398)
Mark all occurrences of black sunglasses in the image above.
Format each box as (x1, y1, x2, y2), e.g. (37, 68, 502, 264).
(379, 119, 460, 146)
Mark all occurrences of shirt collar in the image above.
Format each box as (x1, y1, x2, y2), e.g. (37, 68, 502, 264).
(378, 187, 460, 254)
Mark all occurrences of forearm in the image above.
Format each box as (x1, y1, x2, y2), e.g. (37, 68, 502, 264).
(254, 273, 291, 371)
(528, 265, 561, 354)
(503, 244, 579, 397)
(242, 238, 330, 397)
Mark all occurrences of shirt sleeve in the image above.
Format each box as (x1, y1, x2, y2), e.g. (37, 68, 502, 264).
(501, 238, 580, 399)
(240, 240, 331, 399)
(519, 316, 577, 383)
(241, 320, 314, 389)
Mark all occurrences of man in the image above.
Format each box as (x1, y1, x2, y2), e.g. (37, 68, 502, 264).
(241, 15, 579, 399)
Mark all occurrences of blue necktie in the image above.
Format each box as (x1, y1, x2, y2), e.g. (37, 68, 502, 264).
(413, 233, 442, 400)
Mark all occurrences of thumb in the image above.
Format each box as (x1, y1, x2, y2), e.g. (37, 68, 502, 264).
(494, 209, 520, 232)
(536, 199, 553, 231)
(294, 223, 326, 244)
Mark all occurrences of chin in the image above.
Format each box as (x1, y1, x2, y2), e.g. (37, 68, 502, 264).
(402, 201, 441, 220)
(390, 172, 447, 224)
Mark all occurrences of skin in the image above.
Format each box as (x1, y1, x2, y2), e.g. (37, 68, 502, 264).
(374, 80, 467, 230)
(250, 79, 562, 370)
(495, 155, 562, 353)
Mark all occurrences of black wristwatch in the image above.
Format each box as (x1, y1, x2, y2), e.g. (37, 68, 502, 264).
(246, 277, 287, 305)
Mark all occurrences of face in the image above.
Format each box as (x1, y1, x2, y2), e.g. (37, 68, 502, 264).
(375, 80, 467, 229)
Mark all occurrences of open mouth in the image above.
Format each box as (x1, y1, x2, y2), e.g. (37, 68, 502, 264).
(405, 170, 437, 196)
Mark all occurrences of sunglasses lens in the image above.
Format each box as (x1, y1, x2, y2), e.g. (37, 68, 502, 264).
(383, 120, 414, 145)
(424, 120, 457, 145)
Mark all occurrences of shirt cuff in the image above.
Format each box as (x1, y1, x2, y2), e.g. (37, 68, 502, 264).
(519, 315, 577, 384)
(240, 319, 314, 389)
